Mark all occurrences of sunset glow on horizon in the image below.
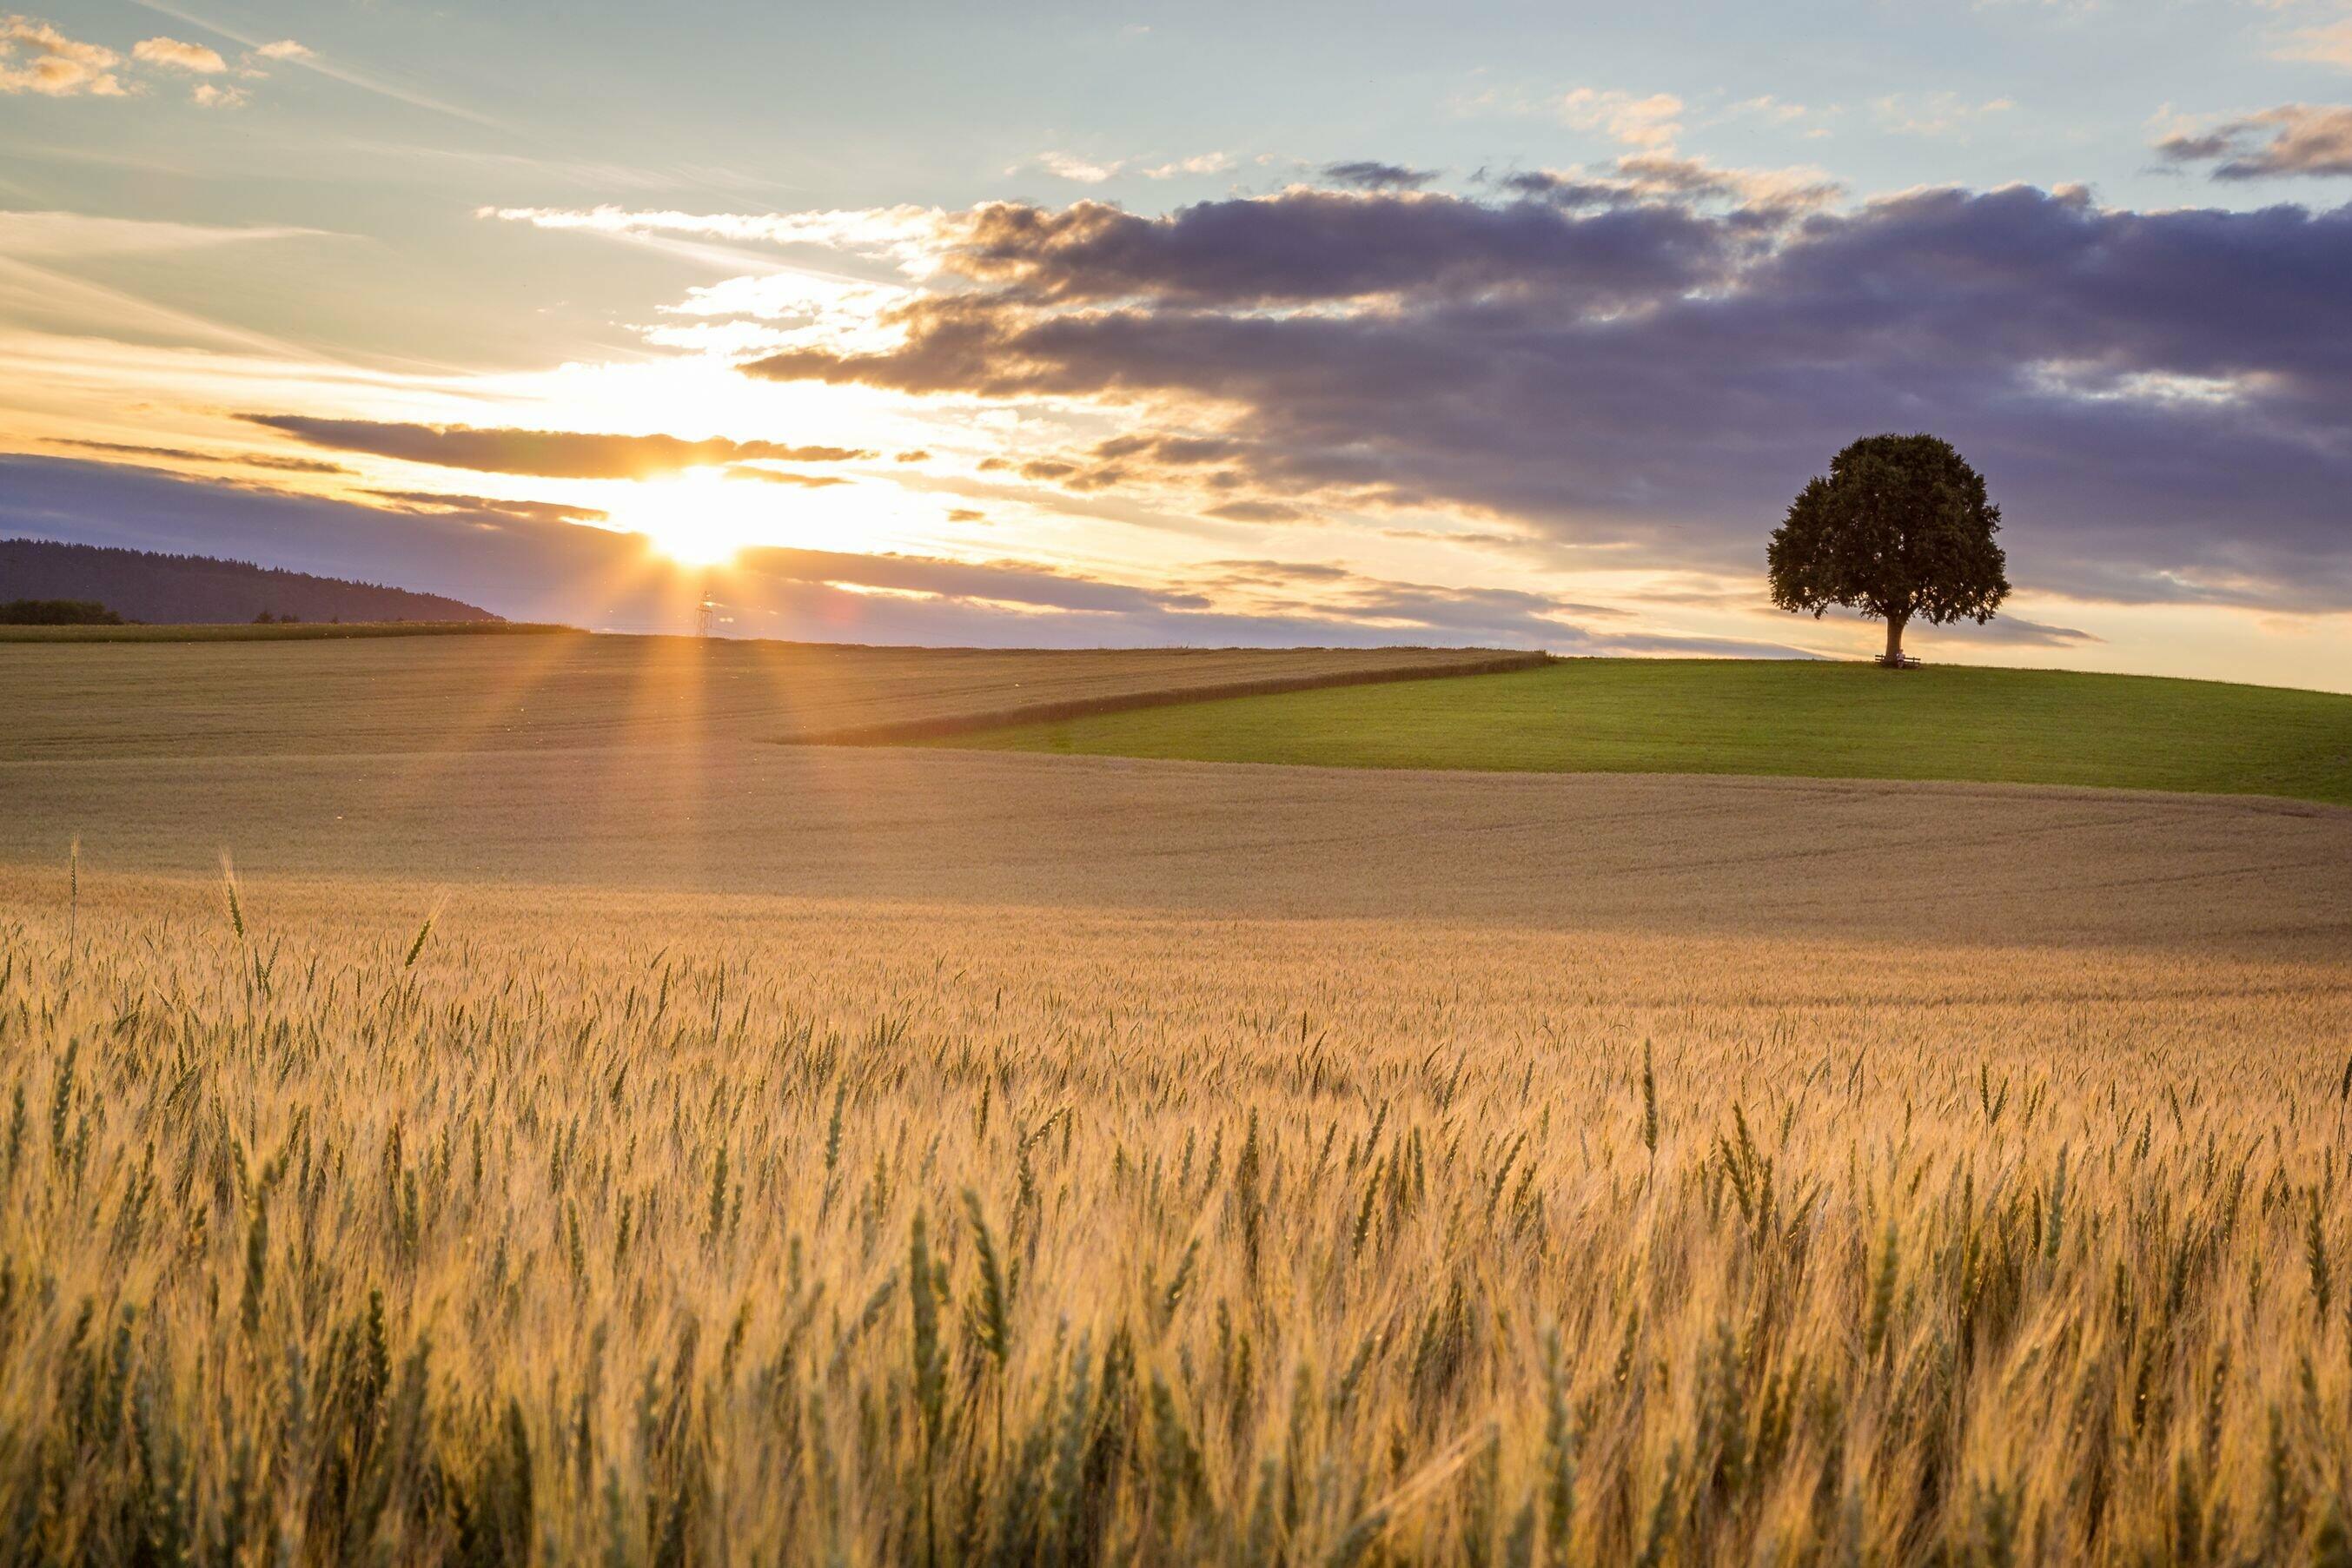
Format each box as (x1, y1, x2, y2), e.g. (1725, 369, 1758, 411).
(2, 1, 2348, 686)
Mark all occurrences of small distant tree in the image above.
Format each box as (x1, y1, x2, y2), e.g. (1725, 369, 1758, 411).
(1767, 433, 2010, 665)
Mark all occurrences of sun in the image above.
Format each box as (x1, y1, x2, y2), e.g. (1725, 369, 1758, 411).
(610, 468, 772, 566)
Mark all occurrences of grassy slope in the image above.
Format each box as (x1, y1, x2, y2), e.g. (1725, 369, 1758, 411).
(938, 658, 2352, 805)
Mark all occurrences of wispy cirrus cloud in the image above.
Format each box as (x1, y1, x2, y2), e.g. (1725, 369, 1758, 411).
(363, 488, 608, 525)
(0, 210, 330, 256)
(1869, 91, 2016, 136)
(238, 416, 874, 480)
(47, 438, 348, 474)
(1016, 150, 1236, 184)
(722, 465, 849, 488)
(481, 203, 950, 272)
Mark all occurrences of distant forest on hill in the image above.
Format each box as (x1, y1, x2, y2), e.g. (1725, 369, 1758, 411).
(0, 539, 498, 625)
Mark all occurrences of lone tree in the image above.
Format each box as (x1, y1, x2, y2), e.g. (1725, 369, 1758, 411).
(1766, 433, 2009, 665)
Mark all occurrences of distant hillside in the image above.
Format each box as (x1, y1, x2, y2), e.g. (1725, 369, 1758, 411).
(0, 539, 498, 625)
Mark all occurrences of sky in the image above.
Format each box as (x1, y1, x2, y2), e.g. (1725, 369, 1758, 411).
(2, 1, 2348, 686)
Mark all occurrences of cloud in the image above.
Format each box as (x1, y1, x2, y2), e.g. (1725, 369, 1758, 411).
(0, 17, 301, 104)
(738, 181, 2352, 613)
(1870, 92, 2016, 136)
(48, 438, 348, 474)
(723, 465, 850, 488)
(1139, 152, 1235, 180)
(1554, 89, 1685, 148)
(238, 415, 874, 479)
(1034, 151, 1118, 184)
(128, 0, 500, 127)
(1494, 152, 1842, 214)
(0, 16, 126, 96)
(481, 203, 948, 271)
(131, 35, 223, 71)
(363, 488, 609, 525)
(2272, 17, 2352, 69)
(1020, 150, 1237, 184)
(1722, 95, 1812, 129)
(1322, 161, 1439, 190)
(1943, 614, 2101, 648)
(2157, 104, 2352, 179)
(0, 211, 325, 257)
(1204, 500, 1313, 523)
(933, 189, 1740, 307)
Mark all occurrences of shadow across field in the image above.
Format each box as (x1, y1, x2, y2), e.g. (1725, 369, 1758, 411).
(800, 649, 1549, 744)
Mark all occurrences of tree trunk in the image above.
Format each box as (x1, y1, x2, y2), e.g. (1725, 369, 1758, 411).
(1883, 613, 1909, 665)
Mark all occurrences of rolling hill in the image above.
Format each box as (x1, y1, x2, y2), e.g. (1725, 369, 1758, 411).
(931, 657, 2352, 806)
(0, 538, 499, 625)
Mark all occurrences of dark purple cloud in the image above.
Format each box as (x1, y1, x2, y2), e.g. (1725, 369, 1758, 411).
(743, 183, 2352, 611)
(937, 189, 1740, 306)
(239, 415, 872, 479)
(1322, 160, 1439, 191)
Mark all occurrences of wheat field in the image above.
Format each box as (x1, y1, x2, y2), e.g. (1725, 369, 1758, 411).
(6, 866, 2351, 1565)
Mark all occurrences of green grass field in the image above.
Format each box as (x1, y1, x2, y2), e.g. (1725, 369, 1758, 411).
(937, 658, 2352, 805)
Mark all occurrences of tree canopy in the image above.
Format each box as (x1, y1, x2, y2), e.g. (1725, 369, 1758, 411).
(1766, 433, 2010, 665)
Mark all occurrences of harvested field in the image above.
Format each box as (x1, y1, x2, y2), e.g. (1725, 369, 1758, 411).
(0, 636, 1540, 761)
(5, 748, 2349, 956)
